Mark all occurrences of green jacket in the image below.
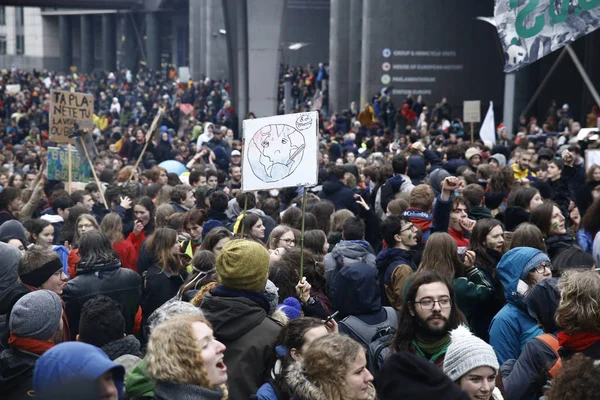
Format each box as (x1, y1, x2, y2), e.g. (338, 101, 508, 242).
(125, 357, 154, 398)
(455, 267, 494, 320)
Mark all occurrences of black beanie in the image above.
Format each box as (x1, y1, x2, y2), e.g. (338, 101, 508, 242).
(376, 351, 470, 400)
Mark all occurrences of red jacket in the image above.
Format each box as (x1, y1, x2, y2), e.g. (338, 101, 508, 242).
(448, 228, 470, 247)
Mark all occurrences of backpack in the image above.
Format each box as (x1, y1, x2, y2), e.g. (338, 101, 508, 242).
(536, 333, 562, 378)
(339, 307, 398, 375)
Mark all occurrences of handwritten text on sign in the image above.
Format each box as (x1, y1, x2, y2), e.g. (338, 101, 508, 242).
(50, 90, 94, 143)
(47, 147, 91, 183)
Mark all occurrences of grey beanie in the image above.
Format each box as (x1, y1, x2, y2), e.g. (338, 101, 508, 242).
(429, 168, 451, 196)
(443, 325, 499, 382)
(489, 153, 507, 169)
(9, 290, 63, 340)
(148, 300, 203, 334)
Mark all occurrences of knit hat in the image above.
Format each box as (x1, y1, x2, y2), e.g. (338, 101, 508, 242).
(202, 220, 224, 241)
(465, 147, 482, 161)
(443, 325, 499, 382)
(216, 239, 270, 292)
(520, 250, 550, 280)
(10, 290, 63, 340)
(277, 297, 302, 320)
(489, 153, 506, 169)
(376, 351, 470, 400)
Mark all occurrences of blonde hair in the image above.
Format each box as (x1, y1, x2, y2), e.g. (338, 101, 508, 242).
(100, 213, 123, 245)
(556, 270, 600, 334)
(73, 214, 99, 244)
(146, 314, 227, 397)
(330, 209, 354, 233)
(155, 204, 176, 228)
(300, 333, 370, 400)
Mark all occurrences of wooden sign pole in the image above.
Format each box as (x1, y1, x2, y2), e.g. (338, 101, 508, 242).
(471, 122, 475, 143)
(299, 186, 308, 280)
(128, 108, 165, 181)
(80, 135, 109, 209)
(67, 144, 73, 194)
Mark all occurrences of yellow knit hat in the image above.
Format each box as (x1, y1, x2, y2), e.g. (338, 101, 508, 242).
(216, 239, 270, 292)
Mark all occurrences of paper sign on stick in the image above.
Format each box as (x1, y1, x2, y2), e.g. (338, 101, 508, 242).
(242, 111, 319, 191)
(49, 90, 94, 144)
(47, 146, 91, 183)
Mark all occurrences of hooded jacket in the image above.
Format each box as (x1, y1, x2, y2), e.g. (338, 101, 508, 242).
(0, 243, 24, 350)
(286, 361, 376, 400)
(489, 248, 546, 364)
(324, 240, 375, 298)
(318, 179, 360, 215)
(62, 259, 142, 337)
(0, 348, 38, 399)
(332, 262, 392, 343)
(375, 247, 415, 310)
(201, 290, 281, 400)
(33, 342, 125, 399)
(501, 278, 560, 400)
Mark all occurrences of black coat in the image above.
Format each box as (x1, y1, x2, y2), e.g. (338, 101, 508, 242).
(318, 180, 360, 215)
(62, 259, 142, 336)
(545, 234, 579, 262)
(0, 347, 37, 399)
(141, 265, 186, 329)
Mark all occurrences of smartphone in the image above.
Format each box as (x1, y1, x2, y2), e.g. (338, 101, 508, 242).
(324, 311, 339, 324)
(457, 247, 468, 255)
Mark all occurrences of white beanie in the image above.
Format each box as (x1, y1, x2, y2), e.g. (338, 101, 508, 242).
(443, 325, 499, 382)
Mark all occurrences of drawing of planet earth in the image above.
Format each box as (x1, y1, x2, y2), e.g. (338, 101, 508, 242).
(247, 124, 306, 183)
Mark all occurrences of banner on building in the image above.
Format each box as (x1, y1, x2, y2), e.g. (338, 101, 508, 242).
(49, 90, 94, 144)
(47, 146, 91, 183)
(494, 0, 600, 72)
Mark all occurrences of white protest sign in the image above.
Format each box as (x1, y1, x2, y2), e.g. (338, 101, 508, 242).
(178, 67, 191, 82)
(586, 149, 600, 170)
(242, 111, 319, 191)
(5, 84, 21, 94)
(479, 101, 496, 145)
(463, 100, 481, 123)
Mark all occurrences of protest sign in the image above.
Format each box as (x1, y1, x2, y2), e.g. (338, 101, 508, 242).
(586, 149, 600, 170)
(47, 146, 91, 183)
(495, 0, 600, 72)
(480, 101, 496, 145)
(5, 84, 21, 94)
(463, 101, 481, 123)
(49, 89, 94, 143)
(242, 111, 319, 191)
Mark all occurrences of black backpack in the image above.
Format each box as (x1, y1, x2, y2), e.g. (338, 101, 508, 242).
(339, 307, 398, 375)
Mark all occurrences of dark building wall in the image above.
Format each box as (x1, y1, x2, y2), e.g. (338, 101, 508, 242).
(280, 0, 330, 67)
(360, 0, 504, 118)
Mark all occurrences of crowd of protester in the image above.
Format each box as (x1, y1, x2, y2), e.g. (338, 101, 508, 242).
(0, 64, 599, 400)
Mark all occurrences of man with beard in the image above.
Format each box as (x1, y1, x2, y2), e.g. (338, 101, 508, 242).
(390, 271, 467, 368)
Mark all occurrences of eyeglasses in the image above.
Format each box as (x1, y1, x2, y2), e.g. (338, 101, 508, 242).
(280, 238, 296, 245)
(413, 297, 451, 310)
(400, 224, 418, 233)
(533, 261, 551, 274)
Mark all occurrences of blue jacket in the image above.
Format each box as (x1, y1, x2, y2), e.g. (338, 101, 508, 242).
(489, 248, 546, 364)
(33, 342, 125, 399)
(318, 179, 360, 215)
(52, 245, 70, 278)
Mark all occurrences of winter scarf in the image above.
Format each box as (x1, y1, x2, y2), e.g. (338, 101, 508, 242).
(211, 285, 271, 314)
(404, 208, 432, 233)
(9, 332, 54, 355)
(101, 335, 142, 361)
(412, 333, 451, 363)
(558, 331, 600, 351)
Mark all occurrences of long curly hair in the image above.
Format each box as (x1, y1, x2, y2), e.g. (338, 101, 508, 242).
(548, 353, 600, 400)
(146, 314, 228, 398)
(297, 334, 370, 400)
(556, 270, 600, 334)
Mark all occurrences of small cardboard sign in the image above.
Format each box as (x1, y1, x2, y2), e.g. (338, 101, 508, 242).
(5, 84, 21, 94)
(49, 89, 94, 144)
(47, 146, 91, 183)
(463, 100, 481, 123)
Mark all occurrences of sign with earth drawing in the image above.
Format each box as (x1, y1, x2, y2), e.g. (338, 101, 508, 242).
(242, 111, 318, 191)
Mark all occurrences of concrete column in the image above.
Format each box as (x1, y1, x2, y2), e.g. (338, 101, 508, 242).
(102, 14, 117, 72)
(59, 15, 73, 73)
(222, 0, 249, 121)
(359, 0, 373, 106)
(80, 14, 94, 73)
(118, 14, 137, 71)
(348, 0, 362, 107)
(329, 0, 350, 113)
(145, 12, 160, 71)
(503, 73, 516, 135)
(189, 0, 204, 80)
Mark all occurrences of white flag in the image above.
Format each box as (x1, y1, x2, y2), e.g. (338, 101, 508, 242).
(480, 101, 495, 145)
